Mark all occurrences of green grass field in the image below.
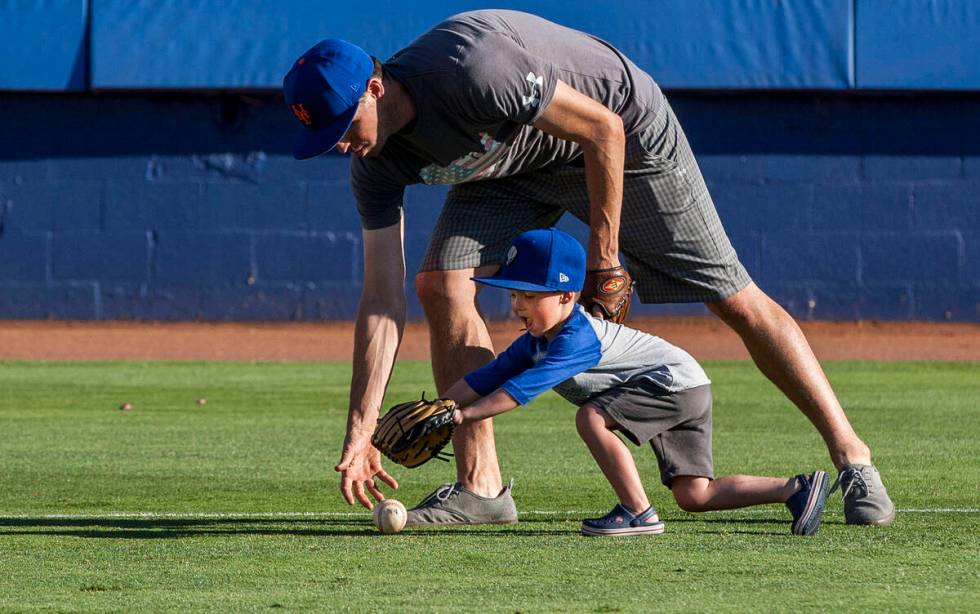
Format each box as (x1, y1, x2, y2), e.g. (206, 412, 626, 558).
(1, 360, 978, 611)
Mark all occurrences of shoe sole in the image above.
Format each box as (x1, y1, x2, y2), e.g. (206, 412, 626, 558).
(405, 517, 519, 528)
(792, 470, 829, 536)
(581, 522, 666, 537)
(846, 507, 897, 526)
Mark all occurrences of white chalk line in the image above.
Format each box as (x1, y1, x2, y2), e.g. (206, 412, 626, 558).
(0, 508, 976, 521)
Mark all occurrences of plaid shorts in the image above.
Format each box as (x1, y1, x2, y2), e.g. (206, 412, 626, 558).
(419, 98, 752, 303)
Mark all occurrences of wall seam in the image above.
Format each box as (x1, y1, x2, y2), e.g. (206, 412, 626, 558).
(83, 0, 92, 90)
(849, 0, 858, 89)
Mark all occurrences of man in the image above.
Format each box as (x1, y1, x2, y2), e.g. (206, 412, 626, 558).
(283, 10, 894, 527)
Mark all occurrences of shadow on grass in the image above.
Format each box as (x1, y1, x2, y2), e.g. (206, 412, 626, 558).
(0, 517, 569, 538)
(0, 514, 837, 539)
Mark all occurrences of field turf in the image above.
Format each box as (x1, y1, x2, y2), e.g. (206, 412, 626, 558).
(1, 360, 978, 611)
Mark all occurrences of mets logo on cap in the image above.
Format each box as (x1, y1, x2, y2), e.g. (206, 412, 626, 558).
(291, 103, 313, 127)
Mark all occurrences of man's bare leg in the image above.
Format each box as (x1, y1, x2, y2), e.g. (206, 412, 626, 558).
(707, 282, 872, 469)
(416, 267, 503, 497)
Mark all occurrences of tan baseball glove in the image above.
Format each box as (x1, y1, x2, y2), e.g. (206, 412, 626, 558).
(371, 395, 457, 468)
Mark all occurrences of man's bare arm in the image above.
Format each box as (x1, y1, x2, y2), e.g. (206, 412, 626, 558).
(348, 217, 407, 429)
(335, 216, 406, 509)
(533, 79, 625, 269)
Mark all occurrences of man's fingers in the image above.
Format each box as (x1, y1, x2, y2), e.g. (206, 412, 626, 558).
(352, 481, 373, 510)
(339, 475, 355, 506)
(376, 467, 399, 490)
(366, 479, 385, 502)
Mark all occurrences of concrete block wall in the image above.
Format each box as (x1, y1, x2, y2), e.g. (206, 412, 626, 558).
(681, 93, 979, 322)
(0, 91, 977, 321)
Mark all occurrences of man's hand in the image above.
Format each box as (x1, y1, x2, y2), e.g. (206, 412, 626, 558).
(580, 265, 635, 324)
(334, 427, 399, 509)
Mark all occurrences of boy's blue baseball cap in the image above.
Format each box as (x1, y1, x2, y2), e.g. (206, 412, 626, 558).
(282, 39, 373, 160)
(473, 228, 586, 292)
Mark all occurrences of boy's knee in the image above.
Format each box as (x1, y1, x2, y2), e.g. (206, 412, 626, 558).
(575, 405, 604, 437)
(672, 483, 708, 513)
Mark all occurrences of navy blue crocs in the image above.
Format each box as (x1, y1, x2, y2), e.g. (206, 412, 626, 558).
(786, 471, 830, 536)
(581, 503, 666, 536)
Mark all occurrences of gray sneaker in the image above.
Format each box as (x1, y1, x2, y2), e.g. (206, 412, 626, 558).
(831, 464, 896, 526)
(405, 481, 518, 527)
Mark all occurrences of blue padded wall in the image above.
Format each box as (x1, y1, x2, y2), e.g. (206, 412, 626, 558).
(857, 0, 980, 89)
(91, 0, 852, 89)
(1, 91, 977, 321)
(6, 1, 980, 92)
(0, 0, 87, 91)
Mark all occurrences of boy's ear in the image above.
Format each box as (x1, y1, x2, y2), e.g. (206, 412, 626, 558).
(559, 291, 575, 304)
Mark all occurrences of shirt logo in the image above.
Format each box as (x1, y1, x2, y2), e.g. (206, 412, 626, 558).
(522, 72, 543, 108)
(291, 103, 313, 127)
(559, 273, 570, 283)
(419, 131, 507, 185)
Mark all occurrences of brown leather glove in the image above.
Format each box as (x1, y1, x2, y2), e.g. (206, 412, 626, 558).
(579, 266, 635, 324)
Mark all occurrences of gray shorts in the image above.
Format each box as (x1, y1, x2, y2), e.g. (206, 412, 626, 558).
(589, 381, 714, 487)
(419, 98, 751, 303)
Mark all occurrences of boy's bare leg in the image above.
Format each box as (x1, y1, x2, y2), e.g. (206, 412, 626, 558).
(576, 404, 651, 514)
(707, 283, 872, 469)
(416, 268, 502, 498)
(671, 475, 799, 512)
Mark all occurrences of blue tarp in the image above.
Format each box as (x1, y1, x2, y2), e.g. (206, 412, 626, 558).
(90, 0, 853, 89)
(857, 0, 980, 89)
(2, 1, 978, 92)
(0, 0, 87, 91)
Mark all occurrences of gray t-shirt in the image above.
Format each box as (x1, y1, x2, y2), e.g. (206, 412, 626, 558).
(352, 9, 663, 230)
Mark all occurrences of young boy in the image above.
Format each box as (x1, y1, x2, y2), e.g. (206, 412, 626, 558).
(440, 228, 830, 536)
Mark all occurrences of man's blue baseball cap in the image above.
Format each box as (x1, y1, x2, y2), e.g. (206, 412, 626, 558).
(282, 39, 373, 160)
(473, 228, 586, 292)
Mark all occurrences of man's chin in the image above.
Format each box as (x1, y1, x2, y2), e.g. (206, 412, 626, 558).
(366, 138, 390, 158)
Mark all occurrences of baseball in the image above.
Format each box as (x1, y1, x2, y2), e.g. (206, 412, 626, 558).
(373, 499, 407, 534)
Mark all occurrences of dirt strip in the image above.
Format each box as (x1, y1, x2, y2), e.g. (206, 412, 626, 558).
(0, 318, 977, 362)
